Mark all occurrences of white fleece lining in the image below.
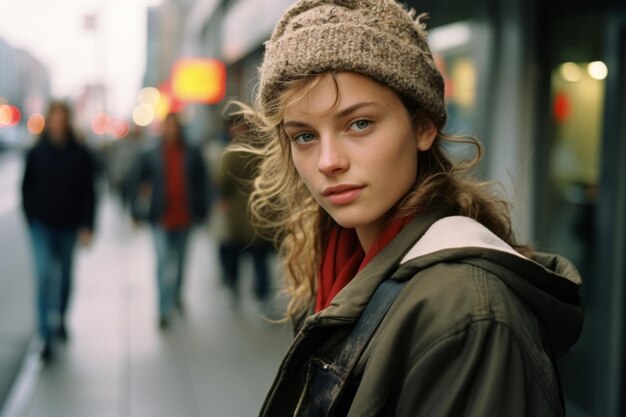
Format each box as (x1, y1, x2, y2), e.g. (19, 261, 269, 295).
(401, 216, 527, 264)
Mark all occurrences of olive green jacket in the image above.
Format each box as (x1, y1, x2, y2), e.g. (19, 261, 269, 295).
(259, 211, 584, 417)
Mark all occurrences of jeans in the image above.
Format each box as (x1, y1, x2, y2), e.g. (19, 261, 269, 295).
(152, 226, 190, 318)
(28, 221, 77, 342)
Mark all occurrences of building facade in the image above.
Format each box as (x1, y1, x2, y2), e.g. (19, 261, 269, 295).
(0, 38, 51, 147)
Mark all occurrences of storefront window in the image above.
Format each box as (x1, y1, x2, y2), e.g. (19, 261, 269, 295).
(548, 61, 605, 280)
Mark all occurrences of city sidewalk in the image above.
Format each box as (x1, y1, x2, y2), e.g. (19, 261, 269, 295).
(1, 196, 292, 417)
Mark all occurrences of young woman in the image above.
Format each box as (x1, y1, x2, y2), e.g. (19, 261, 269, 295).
(233, 0, 584, 415)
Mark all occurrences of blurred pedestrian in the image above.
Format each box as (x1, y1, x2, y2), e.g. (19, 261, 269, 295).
(130, 112, 210, 328)
(217, 114, 274, 311)
(104, 124, 147, 209)
(231, 1, 584, 415)
(21, 100, 96, 362)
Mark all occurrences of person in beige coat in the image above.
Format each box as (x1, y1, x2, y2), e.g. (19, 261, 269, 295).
(217, 115, 273, 307)
(228, 0, 584, 415)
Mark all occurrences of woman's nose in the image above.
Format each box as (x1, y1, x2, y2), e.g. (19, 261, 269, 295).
(317, 136, 349, 175)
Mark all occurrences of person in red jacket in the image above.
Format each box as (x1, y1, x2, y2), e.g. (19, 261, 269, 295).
(131, 112, 210, 328)
(22, 100, 96, 362)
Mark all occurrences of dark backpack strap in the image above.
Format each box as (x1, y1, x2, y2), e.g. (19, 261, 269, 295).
(307, 279, 406, 417)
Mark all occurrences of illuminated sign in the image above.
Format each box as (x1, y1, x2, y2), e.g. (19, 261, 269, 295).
(171, 58, 226, 104)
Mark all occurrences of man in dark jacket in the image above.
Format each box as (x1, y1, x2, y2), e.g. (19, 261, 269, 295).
(131, 112, 210, 328)
(21, 100, 96, 362)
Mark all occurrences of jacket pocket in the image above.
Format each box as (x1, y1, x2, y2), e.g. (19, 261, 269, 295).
(293, 356, 333, 417)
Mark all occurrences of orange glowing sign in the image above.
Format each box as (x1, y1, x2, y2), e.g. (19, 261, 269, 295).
(171, 59, 226, 104)
(0, 104, 20, 126)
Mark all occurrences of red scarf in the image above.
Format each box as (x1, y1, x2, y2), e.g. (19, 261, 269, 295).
(314, 216, 413, 312)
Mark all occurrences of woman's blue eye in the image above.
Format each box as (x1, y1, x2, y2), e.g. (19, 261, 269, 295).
(293, 132, 316, 144)
(351, 119, 372, 131)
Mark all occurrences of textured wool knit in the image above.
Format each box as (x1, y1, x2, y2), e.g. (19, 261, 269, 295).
(259, 0, 447, 128)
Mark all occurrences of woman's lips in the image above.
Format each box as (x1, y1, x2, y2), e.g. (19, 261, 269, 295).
(322, 185, 365, 206)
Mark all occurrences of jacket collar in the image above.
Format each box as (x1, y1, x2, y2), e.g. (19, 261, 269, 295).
(309, 209, 449, 325)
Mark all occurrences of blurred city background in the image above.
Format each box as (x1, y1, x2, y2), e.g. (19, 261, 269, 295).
(0, 0, 624, 416)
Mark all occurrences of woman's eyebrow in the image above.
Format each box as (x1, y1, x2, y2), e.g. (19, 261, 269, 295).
(335, 102, 380, 119)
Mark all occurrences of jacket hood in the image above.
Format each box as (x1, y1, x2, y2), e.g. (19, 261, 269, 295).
(398, 216, 584, 355)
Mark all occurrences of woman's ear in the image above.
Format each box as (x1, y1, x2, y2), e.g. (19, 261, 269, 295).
(416, 120, 437, 151)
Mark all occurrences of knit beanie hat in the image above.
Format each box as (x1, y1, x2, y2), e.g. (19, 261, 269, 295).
(259, 0, 447, 128)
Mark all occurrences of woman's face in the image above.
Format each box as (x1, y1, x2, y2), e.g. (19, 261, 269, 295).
(47, 107, 69, 143)
(282, 72, 435, 249)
